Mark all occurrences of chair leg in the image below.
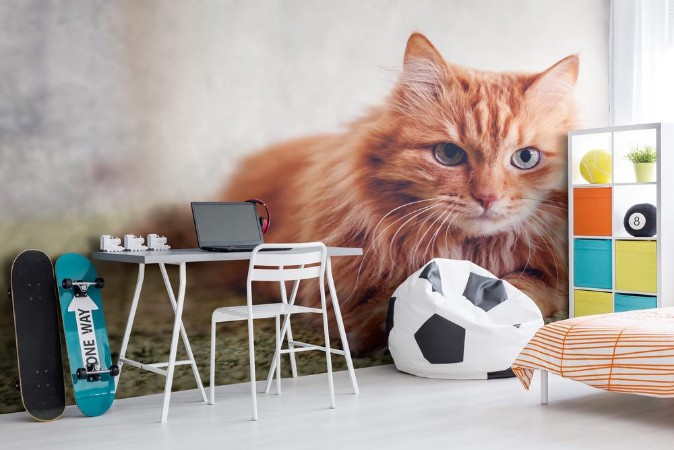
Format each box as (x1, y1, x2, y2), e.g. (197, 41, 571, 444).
(210, 318, 216, 405)
(264, 349, 278, 394)
(247, 317, 258, 421)
(285, 316, 298, 378)
(321, 292, 335, 409)
(541, 370, 549, 405)
(279, 278, 299, 378)
(275, 315, 282, 395)
(265, 314, 295, 393)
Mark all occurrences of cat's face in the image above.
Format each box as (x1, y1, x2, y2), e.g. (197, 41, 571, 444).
(365, 33, 578, 238)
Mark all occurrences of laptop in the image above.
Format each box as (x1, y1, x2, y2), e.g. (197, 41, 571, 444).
(191, 201, 266, 252)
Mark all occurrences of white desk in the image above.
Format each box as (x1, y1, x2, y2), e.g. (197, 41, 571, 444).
(92, 247, 362, 423)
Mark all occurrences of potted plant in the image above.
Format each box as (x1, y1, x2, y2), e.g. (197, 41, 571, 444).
(625, 145, 657, 182)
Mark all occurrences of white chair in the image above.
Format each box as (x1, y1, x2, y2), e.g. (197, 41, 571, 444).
(209, 242, 335, 420)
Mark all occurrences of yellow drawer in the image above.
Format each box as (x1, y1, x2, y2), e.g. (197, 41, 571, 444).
(574, 290, 612, 317)
(615, 240, 657, 293)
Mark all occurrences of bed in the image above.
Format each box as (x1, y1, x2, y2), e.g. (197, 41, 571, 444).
(512, 308, 674, 401)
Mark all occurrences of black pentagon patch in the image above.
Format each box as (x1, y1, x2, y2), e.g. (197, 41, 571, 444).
(513, 324, 521, 328)
(419, 261, 443, 295)
(385, 297, 396, 338)
(414, 314, 465, 364)
(462, 272, 508, 312)
(487, 368, 515, 379)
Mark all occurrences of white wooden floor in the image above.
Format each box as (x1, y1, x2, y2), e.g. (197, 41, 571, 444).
(2, 364, 674, 449)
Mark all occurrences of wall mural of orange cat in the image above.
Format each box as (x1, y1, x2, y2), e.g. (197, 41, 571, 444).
(222, 33, 579, 356)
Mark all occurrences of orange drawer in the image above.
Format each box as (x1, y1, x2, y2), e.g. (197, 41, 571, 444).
(574, 187, 612, 236)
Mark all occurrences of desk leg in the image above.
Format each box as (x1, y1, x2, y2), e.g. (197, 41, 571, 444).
(116, 263, 145, 390)
(326, 257, 359, 395)
(161, 262, 187, 423)
(159, 263, 207, 404)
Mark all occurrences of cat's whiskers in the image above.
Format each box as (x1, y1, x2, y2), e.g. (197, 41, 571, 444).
(532, 202, 568, 212)
(514, 222, 533, 280)
(537, 200, 568, 207)
(511, 206, 566, 285)
(528, 215, 563, 283)
(411, 207, 449, 267)
(518, 196, 568, 211)
(425, 208, 456, 260)
(526, 201, 569, 272)
(522, 226, 534, 276)
(375, 203, 439, 258)
(362, 198, 436, 272)
(426, 209, 454, 260)
(443, 209, 461, 258)
(369, 198, 438, 244)
(410, 216, 436, 268)
(354, 201, 441, 292)
(525, 196, 568, 205)
(370, 203, 441, 290)
(388, 204, 442, 267)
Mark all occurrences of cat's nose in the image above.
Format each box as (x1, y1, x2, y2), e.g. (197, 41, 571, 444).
(475, 194, 499, 210)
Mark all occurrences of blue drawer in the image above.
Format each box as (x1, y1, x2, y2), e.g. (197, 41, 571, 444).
(574, 239, 612, 289)
(614, 293, 657, 312)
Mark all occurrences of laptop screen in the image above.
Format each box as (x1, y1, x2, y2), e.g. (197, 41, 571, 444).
(191, 202, 263, 249)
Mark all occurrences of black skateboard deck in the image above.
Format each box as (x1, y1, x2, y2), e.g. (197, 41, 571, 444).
(10, 250, 65, 421)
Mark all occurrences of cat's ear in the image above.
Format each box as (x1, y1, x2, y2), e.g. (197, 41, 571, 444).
(399, 33, 451, 108)
(526, 55, 579, 102)
(523, 55, 579, 127)
(403, 33, 446, 68)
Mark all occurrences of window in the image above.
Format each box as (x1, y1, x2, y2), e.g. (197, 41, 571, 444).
(611, 0, 674, 124)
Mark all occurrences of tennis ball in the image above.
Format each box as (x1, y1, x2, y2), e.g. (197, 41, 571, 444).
(579, 149, 612, 184)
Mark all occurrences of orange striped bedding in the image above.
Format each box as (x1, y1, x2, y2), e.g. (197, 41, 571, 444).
(512, 308, 674, 397)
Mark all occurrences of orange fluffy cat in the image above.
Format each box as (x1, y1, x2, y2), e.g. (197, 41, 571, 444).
(222, 33, 578, 356)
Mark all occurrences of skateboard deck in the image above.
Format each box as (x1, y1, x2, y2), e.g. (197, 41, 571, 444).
(10, 250, 65, 421)
(55, 253, 117, 417)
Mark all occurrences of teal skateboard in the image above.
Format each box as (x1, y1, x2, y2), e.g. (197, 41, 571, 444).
(55, 253, 118, 417)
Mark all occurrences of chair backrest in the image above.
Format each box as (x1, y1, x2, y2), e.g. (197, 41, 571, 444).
(247, 243, 327, 284)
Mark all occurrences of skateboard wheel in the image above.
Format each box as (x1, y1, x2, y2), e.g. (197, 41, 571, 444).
(14, 380, 20, 391)
(62, 279, 73, 289)
(76, 368, 87, 380)
(110, 365, 120, 377)
(94, 278, 104, 289)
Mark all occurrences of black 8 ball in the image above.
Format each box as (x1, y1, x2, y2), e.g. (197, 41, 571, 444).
(623, 203, 657, 237)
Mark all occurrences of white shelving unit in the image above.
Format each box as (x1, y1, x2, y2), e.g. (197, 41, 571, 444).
(568, 123, 674, 317)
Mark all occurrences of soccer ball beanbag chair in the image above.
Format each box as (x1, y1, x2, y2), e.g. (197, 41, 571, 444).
(386, 259, 543, 379)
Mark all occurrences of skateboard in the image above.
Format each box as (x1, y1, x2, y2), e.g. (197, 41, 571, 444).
(55, 253, 118, 417)
(9, 250, 66, 421)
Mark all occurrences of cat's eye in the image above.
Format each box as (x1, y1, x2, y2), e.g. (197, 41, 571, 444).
(511, 147, 541, 170)
(433, 143, 467, 166)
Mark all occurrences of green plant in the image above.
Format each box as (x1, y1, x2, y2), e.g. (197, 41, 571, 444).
(625, 145, 657, 163)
